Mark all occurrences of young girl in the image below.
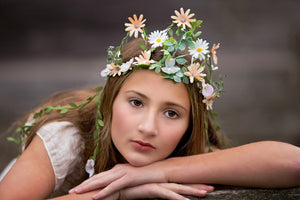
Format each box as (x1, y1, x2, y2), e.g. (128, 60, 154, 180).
(0, 8, 299, 200)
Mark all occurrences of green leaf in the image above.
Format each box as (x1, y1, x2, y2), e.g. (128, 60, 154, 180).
(183, 77, 190, 84)
(168, 46, 175, 52)
(162, 49, 170, 56)
(178, 42, 186, 51)
(44, 107, 52, 114)
(97, 110, 102, 119)
(54, 105, 62, 110)
(93, 130, 99, 139)
(182, 66, 188, 72)
(155, 67, 161, 73)
(68, 102, 77, 108)
(98, 119, 104, 127)
(7, 137, 21, 145)
(164, 41, 174, 46)
(149, 63, 160, 70)
(33, 110, 43, 119)
(176, 58, 187, 65)
(174, 76, 181, 83)
(176, 71, 184, 77)
(176, 28, 183, 36)
(168, 29, 173, 37)
(96, 86, 103, 91)
(194, 31, 202, 37)
(187, 38, 195, 48)
(60, 108, 69, 114)
(139, 42, 145, 50)
(93, 145, 100, 159)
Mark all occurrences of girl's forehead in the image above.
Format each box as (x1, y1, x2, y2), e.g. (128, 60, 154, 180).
(119, 69, 191, 107)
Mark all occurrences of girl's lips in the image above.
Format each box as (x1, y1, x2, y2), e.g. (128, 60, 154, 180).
(131, 140, 155, 151)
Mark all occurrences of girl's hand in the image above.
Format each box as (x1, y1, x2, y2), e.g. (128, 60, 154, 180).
(70, 163, 167, 198)
(97, 183, 214, 200)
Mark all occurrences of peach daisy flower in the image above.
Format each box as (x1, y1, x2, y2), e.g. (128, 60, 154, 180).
(134, 50, 155, 65)
(202, 94, 216, 110)
(171, 8, 196, 29)
(184, 62, 206, 83)
(211, 43, 220, 65)
(107, 62, 122, 77)
(125, 14, 146, 38)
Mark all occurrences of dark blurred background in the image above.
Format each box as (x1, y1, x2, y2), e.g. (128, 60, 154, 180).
(1, 0, 300, 172)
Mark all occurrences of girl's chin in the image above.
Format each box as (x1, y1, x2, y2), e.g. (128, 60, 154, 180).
(126, 156, 156, 167)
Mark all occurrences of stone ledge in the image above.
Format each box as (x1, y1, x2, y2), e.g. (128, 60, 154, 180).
(188, 187, 300, 200)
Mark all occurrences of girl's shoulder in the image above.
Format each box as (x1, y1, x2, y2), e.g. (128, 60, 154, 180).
(36, 121, 86, 192)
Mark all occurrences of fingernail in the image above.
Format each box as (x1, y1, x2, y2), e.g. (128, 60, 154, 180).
(74, 188, 81, 193)
(68, 189, 74, 193)
(206, 186, 214, 191)
(199, 190, 207, 194)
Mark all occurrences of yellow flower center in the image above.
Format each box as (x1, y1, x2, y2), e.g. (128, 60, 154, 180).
(197, 48, 203, 52)
(156, 38, 162, 43)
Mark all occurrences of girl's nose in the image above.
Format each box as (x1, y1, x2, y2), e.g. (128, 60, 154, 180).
(138, 110, 158, 136)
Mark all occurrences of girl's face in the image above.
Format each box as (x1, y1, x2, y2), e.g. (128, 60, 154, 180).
(111, 69, 191, 166)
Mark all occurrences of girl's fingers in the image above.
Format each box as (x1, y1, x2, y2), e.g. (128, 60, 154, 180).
(159, 183, 209, 197)
(69, 169, 125, 193)
(91, 175, 132, 199)
(119, 183, 189, 200)
(183, 183, 215, 192)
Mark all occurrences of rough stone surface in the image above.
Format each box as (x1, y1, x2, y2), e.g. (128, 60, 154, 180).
(188, 187, 300, 200)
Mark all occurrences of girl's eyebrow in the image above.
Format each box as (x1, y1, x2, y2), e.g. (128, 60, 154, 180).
(125, 90, 149, 100)
(125, 90, 189, 113)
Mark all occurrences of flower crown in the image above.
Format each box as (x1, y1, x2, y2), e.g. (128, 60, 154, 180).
(100, 8, 224, 110)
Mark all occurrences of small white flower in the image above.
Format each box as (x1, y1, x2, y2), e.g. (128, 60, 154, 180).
(100, 67, 110, 77)
(211, 64, 219, 71)
(202, 82, 214, 98)
(85, 159, 95, 178)
(188, 38, 209, 60)
(162, 58, 180, 74)
(148, 30, 168, 48)
(121, 58, 134, 73)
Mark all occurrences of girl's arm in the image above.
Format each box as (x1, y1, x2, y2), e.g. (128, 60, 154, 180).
(71, 141, 300, 199)
(0, 136, 56, 200)
(165, 141, 300, 187)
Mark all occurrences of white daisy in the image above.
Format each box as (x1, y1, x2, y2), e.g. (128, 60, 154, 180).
(148, 30, 168, 48)
(188, 38, 209, 60)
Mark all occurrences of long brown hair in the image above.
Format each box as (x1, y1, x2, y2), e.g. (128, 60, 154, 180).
(22, 38, 224, 175)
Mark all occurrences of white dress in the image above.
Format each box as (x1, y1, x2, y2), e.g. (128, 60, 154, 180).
(0, 121, 87, 197)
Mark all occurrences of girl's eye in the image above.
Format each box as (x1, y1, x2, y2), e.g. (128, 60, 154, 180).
(129, 99, 143, 108)
(165, 110, 179, 119)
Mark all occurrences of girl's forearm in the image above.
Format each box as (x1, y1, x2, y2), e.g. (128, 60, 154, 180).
(157, 141, 300, 188)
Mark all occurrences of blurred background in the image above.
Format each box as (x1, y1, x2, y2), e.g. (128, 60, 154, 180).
(1, 0, 299, 172)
